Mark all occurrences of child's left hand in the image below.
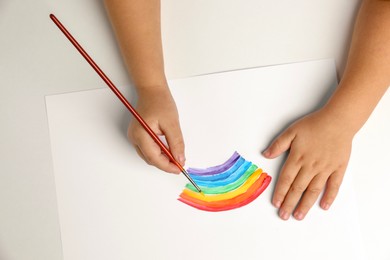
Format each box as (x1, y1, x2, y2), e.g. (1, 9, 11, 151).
(263, 108, 354, 220)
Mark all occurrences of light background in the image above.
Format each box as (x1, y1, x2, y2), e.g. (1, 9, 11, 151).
(1, 0, 389, 260)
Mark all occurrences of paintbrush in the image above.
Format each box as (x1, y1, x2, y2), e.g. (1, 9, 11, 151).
(49, 14, 201, 193)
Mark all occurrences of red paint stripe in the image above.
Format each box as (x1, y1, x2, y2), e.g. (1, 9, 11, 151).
(178, 174, 272, 212)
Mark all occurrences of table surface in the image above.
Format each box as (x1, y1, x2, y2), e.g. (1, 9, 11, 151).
(1, 1, 389, 260)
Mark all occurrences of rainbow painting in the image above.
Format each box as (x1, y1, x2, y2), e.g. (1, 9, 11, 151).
(178, 152, 271, 212)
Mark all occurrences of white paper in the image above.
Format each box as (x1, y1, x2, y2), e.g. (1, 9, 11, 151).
(46, 59, 365, 260)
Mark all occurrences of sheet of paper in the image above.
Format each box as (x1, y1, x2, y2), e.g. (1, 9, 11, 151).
(46, 59, 365, 260)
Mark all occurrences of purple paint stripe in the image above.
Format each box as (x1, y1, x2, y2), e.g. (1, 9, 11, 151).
(187, 151, 241, 176)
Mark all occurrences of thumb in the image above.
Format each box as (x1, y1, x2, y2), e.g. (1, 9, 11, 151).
(161, 121, 186, 166)
(263, 129, 295, 159)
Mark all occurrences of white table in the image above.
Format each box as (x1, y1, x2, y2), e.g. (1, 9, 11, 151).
(3, 1, 389, 260)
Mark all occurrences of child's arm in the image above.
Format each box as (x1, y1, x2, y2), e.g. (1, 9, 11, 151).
(263, 0, 390, 220)
(105, 0, 185, 173)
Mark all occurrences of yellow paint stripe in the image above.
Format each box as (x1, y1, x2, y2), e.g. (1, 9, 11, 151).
(182, 169, 262, 202)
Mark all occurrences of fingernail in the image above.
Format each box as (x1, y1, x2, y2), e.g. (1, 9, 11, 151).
(294, 211, 304, 220)
(178, 154, 185, 165)
(322, 203, 330, 210)
(274, 200, 281, 208)
(279, 210, 289, 220)
(262, 149, 270, 157)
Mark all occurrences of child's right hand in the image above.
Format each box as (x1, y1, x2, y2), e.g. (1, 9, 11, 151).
(127, 86, 185, 174)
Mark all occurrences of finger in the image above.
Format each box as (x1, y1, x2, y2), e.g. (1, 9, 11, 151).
(263, 128, 295, 158)
(127, 123, 136, 145)
(272, 152, 301, 208)
(161, 120, 186, 166)
(135, 145, 148, 164)
(129, 126, 151, 165)
(137, 132, 181, 174)
(293, 174, 327, 220)
(320, 170, 344, 210)
(279, 166, 313, 220)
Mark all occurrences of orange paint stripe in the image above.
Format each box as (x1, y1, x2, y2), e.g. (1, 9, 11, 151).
(178, 175, 271, 212)
(178, 173, 270, 211)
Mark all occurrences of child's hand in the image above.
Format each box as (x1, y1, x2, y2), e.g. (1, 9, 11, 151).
(263, 108, 354, 220)
(128, 87, 185, 174)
